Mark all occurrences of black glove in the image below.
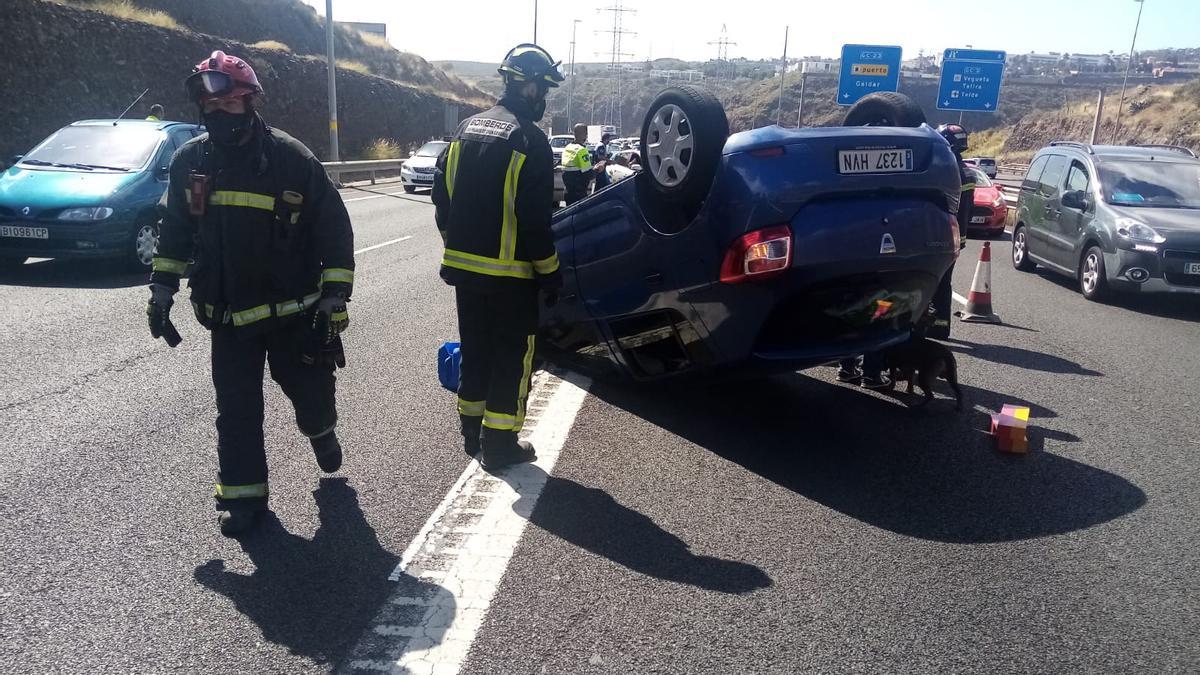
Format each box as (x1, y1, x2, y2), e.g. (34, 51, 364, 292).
(538, 269, 563, 308)
(301, 308, 347, 369)
(147, 283, 182, 347)
(316, 294, 349, 339)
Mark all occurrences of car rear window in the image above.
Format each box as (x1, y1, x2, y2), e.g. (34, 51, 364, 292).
(21, 124, 162, 171)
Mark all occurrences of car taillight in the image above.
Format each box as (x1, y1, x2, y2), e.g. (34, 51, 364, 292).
(719, 225, 793, 283)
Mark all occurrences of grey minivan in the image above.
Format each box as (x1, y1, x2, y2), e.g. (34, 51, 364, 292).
(1012, 142, 1200, 300)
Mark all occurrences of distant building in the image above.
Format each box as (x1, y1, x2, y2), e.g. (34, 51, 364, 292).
(339, 21, 386, 38)
(605, 63, 645, 74)
(1026, 53, 1062, 68)
(788, 59, 838, 75)
(649, 69, 705, 81)
(1069, 53, 1115, 72)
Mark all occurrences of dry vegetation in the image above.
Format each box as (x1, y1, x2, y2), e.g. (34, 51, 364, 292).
(61, 0, 179, 30)
(249, 40, 291, 52)
(360, 138, 404, 160)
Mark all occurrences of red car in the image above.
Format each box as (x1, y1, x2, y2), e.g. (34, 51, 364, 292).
(966, 167, 1007, 236)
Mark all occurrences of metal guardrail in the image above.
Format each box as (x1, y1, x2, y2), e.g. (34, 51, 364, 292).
(321, 159, 406, 185)
(998, 162, 1030, 176)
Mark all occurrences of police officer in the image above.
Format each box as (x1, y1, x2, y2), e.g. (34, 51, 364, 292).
(560, 123, 593, 205)
(432, 44, 564, 471)
(929, 123, 974, 340)
(146, 51, 355, 536)
(146, 103, 165, 121)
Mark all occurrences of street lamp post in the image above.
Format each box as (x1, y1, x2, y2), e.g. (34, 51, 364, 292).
(567, 19, 581, 128)
(1112, 0, 1146, 143)
(533, 0, 538, 43)
(325, 0, 339, 163)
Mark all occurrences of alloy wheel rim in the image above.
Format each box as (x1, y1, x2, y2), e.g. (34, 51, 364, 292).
(646, 104, 694, 188)
(1082, 253, 1099, 293)
(136, 225, 157, 266)
(1013, 231, 1025, 264)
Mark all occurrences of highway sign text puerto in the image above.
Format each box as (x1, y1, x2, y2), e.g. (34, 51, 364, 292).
(838, 44, 902, 106)
(938, 49, 1007, 112)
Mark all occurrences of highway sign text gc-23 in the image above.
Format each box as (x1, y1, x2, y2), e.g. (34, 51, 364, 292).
(938, 49, 1006, 112)
(838, 44, 902, 106)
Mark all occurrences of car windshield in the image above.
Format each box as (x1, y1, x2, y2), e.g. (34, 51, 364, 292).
(549, 137, 572, 149)
(969, 168, 993, 187)
(1099, 160, 1200, 209)
(20, 124, 161, 171)
(415, 141, 448, 157)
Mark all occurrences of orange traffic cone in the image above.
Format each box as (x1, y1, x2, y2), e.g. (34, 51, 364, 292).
(959, 242, 1002, 324)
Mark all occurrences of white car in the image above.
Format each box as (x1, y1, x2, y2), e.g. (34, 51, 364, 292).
(400, 140, 448, 193)
(549, 134, 573, 166)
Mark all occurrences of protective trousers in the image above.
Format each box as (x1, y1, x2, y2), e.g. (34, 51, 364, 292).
(454, 287, 539, 436)
(562, 171, 590, 206)
(211, 319, 337, 511)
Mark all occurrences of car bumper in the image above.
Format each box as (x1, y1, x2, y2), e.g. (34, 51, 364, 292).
(0, 219, 132, 258)
(967, 204, 1006, 233)
(1107, 247, 1200, 295)
(400, 172, 436, 188)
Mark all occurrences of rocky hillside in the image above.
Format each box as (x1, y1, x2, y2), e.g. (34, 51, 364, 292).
(4, 0, 484, 163)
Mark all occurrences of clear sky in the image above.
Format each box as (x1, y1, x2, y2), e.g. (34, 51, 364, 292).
(302, 0, 1198, 67)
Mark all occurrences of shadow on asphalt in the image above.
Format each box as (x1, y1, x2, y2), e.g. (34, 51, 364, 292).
(494, 465, 773, 595)
(0, 258, 147, 289)
(945, 338, 1104, 377)
(1031, 268, 1200, 322)
(590, 373, 1143, 544)
(193, 478, 454, 666)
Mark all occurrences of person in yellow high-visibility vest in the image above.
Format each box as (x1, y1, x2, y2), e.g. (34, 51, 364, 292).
(560, 123, 593, 205)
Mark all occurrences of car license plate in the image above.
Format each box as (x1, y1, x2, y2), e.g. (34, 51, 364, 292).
(0, 224, 49, 240)
(1185, 262, 1200, 275)
(970, 216, 987, 224)
(838, 148, 913, 175)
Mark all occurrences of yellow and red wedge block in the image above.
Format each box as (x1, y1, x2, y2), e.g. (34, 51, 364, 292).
(991, 404, 1030, 454)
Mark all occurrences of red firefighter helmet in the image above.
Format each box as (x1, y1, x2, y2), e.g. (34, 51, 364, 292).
(185, 50, 263, 103)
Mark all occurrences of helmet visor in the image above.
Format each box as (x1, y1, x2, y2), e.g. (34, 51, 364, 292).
(186, 71, 236, 102)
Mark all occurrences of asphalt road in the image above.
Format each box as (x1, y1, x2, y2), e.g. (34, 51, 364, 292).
(2, 188, 1199, 674)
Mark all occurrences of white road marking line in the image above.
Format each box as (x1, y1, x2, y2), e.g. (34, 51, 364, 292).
(344, 371, 592, 674)
(953, 291, 968, 306)
(354, 236, 412, 256)
(343, 190, 415, 203)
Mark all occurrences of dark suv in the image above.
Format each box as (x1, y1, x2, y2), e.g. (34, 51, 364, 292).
(1012, 142, 1200, 300)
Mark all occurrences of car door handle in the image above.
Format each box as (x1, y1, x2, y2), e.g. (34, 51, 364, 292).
(645, 272, 664, 286)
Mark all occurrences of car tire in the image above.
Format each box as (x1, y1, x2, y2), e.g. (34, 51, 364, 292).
(639, 85, 729, 206)
(403, 185, 416, 194)
(127, 218, 158, 272)
(842, 92, 927, 127)
(1012, 225, 1036, 271)
(1079, 245, 1110, 302)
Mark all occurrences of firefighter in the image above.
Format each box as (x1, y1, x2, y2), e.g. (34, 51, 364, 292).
(929, 123, 974, 340)
(146, 50, 355, 536)
(560, 123, 593, 205)
(432, 43, 564, 471)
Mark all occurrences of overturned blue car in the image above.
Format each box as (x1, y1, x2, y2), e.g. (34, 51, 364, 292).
(541, 87, 962, 381)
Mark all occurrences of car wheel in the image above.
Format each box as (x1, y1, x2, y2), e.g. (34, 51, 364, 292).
(1079, 245, 1110, 301)
(639, 85, 729, 206)
(842, 92, 927, 127)
(403, 185, 416, 194)
(128, 219, 157, 272)
(1012, 226, 1036, 271)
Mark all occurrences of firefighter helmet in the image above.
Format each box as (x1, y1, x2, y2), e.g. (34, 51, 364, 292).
(498, 44, 565, 88)
(185, 50, 264, 103)
(936, 123, 969, 153)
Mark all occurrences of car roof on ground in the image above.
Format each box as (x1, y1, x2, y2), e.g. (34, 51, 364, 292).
(71, 119, 199, 131)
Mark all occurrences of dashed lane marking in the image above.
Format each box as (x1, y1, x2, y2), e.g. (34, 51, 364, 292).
(354, 236, 412, 256)
(342, 370, 592, 674)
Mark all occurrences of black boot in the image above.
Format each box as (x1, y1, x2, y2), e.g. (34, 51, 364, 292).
(480, 428, 536, 472)
(218, 509, 261, 537)
(461, 415, 482, 458)
(310, 431, 343, 473)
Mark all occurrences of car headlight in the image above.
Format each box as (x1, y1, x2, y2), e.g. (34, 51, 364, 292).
(1115, 217, 1165, 244)
(58, 207, 114, 221)
(992, 196, 1004, 208)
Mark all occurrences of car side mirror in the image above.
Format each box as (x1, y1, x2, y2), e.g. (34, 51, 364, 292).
(1062, 190, 1090, 211)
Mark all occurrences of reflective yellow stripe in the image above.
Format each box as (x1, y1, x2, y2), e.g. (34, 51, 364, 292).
(232, 304, 272, 327)
(209, 191, 276, 212)
(276, 292, 323, 318)
(442, 248, 535, 280)
(961, 183, 976, 192)
(321, 267, 355, 285)
(514, 334, 535, 431)
(213, 483, 268, 499)
(457, 399, 485, 417)
(499, 151, 527, 261)
(445, 141, 461, 199)
(532, 252, 560, 275)
(482, 409, 521, 431)
(152, 257, 188, 275)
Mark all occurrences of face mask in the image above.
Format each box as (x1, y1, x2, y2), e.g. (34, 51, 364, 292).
(530, 97, 547, 122)
(203, 110, 252, 146)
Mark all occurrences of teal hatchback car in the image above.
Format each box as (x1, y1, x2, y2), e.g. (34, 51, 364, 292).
(0, 119, 202, 271)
